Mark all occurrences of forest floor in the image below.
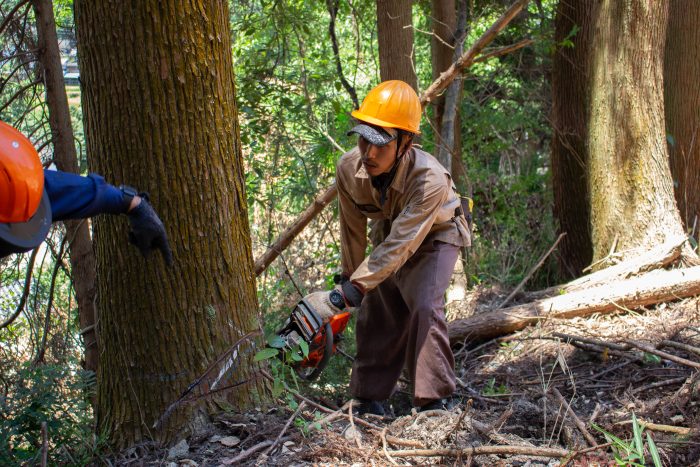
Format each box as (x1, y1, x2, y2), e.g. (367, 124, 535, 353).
(113, 291, 700, 466)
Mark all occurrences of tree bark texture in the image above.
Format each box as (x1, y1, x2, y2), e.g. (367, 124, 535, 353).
(33, 0, 100, 377)
(664, 0, 700, 234)
(550, 0, 596, 278)
(449, 265, 700, 345)
(587, 0, 691, 265)
(376, 0, 418, 90)
(75, 0, 265, 447)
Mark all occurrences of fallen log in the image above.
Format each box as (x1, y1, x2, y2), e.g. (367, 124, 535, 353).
(449, 266, 700, 345)
(527, 234, 687, 300)
(254, 0, 530, 277)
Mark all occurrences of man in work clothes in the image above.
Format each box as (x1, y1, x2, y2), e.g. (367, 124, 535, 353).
(305, 80, 471, 414)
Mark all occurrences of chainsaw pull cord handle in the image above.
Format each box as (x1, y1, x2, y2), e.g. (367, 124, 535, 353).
(303, 321, 333, 381)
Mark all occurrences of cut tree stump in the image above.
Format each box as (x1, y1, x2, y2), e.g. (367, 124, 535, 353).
(449, 265, 700, 345)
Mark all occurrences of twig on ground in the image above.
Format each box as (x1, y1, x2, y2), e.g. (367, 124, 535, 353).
(222, 437, 292, 465)
(631, 376, 688, 394)
(262, 401, 305, 458)
(348, 400, 362, 449)
(559, 442, 614, 467)
(661, 339, 700, 357)
(616, 419, 694, 436)
(625, 340, 700, 369)
(388, 444, 569, 459)
(551, 388, 597, 447)
(381, 427, 398, 466)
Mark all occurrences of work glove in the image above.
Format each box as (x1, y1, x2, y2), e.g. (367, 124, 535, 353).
(126, 193, 173, 266)
(303, 291, 342, 320)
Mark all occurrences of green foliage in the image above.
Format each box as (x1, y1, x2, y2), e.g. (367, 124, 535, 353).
(482, 377, 509, 396)
(592, 414, 662, 467)
(0, 364, 107, 466)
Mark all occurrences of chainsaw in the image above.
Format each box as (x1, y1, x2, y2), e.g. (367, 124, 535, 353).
(275, 298, 352, 380)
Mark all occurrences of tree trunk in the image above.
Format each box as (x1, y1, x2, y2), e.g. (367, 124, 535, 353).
(587, 0, 694, 266)
(75, 0, 265, 447)
(376, 0, 418, 90)
(665, 0, 700, 235)
(550, 0, 596, 278)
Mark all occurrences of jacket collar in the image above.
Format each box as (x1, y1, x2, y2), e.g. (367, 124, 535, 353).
(353, 147, 411, 195)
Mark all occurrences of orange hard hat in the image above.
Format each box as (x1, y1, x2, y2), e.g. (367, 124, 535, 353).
(0, 121, 44, 223)
(0, 121, 51, 257)
(351, 80, 422, 134)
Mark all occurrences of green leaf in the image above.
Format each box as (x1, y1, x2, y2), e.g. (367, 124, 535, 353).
(647, 432, 662, 467)
(643, 353, 662, 365)
(631, 413, 644, 455)
(266, 334, 286, 349)
(298, 340, 309, 357)
(254, 348, 279, 361)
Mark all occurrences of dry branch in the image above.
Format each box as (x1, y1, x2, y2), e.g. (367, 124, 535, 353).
(551, 388, 597, 447)
(253, 0, 531, 276)
(389, 444, 569, 460)
(624, 340, 700, 370)
(449, 266, 700, 345)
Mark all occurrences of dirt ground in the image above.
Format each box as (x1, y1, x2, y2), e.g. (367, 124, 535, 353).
(109, 291, 700, 466)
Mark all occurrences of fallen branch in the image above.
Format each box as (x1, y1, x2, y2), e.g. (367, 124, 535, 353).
(551, 388, 597, 447)
(262, 401, 305, 457)
(388, 444, 569, 459)
(631, 376, 688, 394)
(624, 340, 700, 370)
(661, 339, 700, 357)
(449, 266, 700, 345)
(616, 419, 694, 436)
(381, 427, 399, 466)
(221, 436, 292, 465)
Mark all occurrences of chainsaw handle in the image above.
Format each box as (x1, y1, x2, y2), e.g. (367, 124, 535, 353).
(302, 322, 333, 381)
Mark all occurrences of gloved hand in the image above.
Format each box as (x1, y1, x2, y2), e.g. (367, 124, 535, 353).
(126, 193, 173, 265)
(303, 290, 345, 320)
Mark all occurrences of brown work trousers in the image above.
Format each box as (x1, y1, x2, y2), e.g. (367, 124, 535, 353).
(350, 238, 458, 406)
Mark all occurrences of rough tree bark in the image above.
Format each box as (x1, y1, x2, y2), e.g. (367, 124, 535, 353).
(665, 0, 700, 235)
(75, 0, 265, 447)
(550, 0, 596, 279)
(587, 0, 696, 266)
(376, 0, 418, 90)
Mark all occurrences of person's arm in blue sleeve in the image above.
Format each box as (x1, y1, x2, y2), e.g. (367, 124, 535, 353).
(43, 169, 173, 265)
(43, 169, 126, 221)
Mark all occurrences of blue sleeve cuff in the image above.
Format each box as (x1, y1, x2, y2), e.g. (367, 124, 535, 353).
(44, 169, 125, 222)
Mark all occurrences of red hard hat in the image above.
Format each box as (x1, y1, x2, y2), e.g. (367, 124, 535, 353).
(0, 121, 51, 257)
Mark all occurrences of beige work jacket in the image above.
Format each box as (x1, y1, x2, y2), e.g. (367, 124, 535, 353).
(336, 146, 471, 293)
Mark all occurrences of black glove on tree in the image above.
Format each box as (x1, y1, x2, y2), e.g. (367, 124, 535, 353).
(126, 193, 173, 265)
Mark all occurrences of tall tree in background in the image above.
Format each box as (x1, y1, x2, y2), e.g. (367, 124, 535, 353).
(430, 0, 467, 183)
(664, 0, 700, 235)
(550, 0, 595, 278)
(75, 0, 265, 447)
(32, 0, 99, 377)
(587, 0, 695, 265)
(376, 0, 418, 89)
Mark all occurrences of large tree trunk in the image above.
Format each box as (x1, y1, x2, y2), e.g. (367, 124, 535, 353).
(75, 0, 265, 447)
(665, 0, 700, 235)
(32, 0, 100, 379)
(587, 0, 694, 266)
(550, 0, 596, 278)
(376, 0, 418, 90)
